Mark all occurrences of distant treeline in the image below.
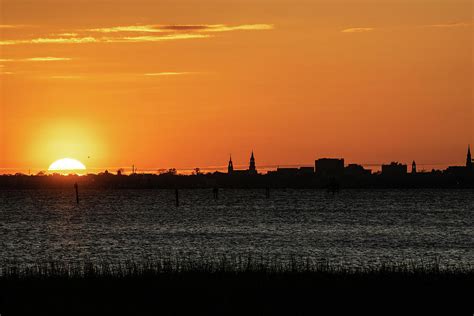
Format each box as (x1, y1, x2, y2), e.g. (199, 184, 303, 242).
(0, 171, 473, 189)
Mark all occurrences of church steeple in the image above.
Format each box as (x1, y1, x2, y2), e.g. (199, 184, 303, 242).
(467, 145, 472, 170)
(228, 155, 234, 174)
(249, 151, 256, 173)
(412, 160, 417, 174)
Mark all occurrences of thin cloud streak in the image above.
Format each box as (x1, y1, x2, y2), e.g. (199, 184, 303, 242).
(144, 72, 191, 76)
(55, 33, 80, 37)
(339, 23, 471, 34)
(424, 22, 471, 28)
(0, 25, 26, 29)
(203, 24, 274, 32)
(49, 76, 84, 79)
(88, 25, 167, 33)
(28, 37, 97, 44)
(0, 23, 273, 46)
(103, 34, 211, 43)
(0, 34, 210, 46)
(341, 27, 374, 33)
(87, 24, 274, 33)
(0, 57, 72, 62)
(25, 57, 72, 61)
(0, 37, 98, 46)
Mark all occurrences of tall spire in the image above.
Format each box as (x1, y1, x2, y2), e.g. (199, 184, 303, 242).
(228, 154, 233, 174)
(249, 151, 256, 173)
(467, 145, 472, 170)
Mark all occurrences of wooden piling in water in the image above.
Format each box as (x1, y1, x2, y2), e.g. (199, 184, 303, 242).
(175, 188, 179, 207)
(213, 187, 218, 200)
(74, 182, 79, 204)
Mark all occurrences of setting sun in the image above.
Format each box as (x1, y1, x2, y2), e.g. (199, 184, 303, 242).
(48, 158, 86, 172)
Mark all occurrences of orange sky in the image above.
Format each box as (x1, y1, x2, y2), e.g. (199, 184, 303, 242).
(0, 0, 473, 174)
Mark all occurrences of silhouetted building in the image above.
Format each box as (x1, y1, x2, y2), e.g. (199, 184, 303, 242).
(412, 161, 417, 174)
(225, 152, 258, 175)
(467, 145, 472, 171)
(268, 166, 314, 176)
(228, 155, 234, 174)
(315, 158, 344, 178)
(381, 162, 407, 177)
(275, 168, 298, 175)
(298, 167, 315, 175)
(345, 164, 371, 177)
(445, 145, 473, 176)
(445, 166, 467, 176)
(231, 170, 250, 175)
(249, 151, 257, 174)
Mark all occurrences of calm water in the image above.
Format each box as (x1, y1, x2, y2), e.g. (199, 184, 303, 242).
(1, 189, 473, 268)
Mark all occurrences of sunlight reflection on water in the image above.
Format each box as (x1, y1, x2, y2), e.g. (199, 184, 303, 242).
(0, 189, 473, 268)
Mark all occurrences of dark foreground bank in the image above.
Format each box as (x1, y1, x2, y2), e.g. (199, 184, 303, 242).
(0, 259, 472, 315)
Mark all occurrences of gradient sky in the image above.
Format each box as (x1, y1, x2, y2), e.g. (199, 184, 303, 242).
(0, 0, 472, 173)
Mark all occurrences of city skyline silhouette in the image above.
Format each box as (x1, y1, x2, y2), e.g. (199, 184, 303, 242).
(1, 145, 473, 176)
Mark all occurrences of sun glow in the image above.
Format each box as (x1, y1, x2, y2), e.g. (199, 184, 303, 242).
(48, 158, 86, 172)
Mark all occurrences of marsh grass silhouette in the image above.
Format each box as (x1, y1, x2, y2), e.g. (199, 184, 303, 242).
(1, 256, 472, 315)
